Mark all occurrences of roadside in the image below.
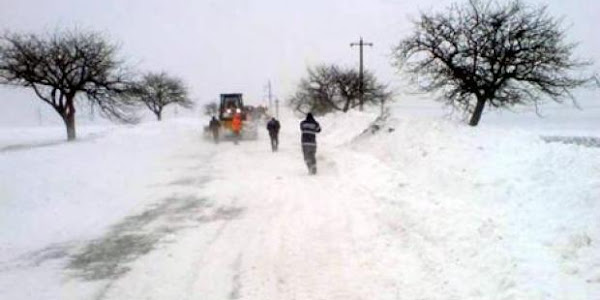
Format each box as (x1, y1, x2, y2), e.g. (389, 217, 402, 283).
(0, 119, 216, 299)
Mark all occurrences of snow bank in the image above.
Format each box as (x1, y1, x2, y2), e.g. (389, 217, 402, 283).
(0, 118, 215, 299)
(0, 119, 205, 260)
(0, 125, 116, 151)
(349, 108, 600, 299)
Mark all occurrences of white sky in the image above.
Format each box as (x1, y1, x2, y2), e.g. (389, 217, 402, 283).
(1, 0, 598, 126)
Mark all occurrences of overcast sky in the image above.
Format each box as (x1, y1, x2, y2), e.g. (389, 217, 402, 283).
(1, 0, 598, 126)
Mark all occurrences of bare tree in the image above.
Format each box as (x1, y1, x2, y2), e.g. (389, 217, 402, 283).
(203, 102, 218, 117)
(289, 65, 338, 115)
(131, 72, 193, 121)
(288, 64, 390, 115)
(394, 0, 591, 126)
(0, 30, 137, 140)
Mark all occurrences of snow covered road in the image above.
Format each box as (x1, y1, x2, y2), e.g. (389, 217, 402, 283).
(1, 110, 599, 300)
(0, 118, 402, 299)
(97, 122, 404, 299)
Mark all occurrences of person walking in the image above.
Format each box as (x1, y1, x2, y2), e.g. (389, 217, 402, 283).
(300, 113, 321, 174)
(208, 116, 220, 144)
(231, 112, 242, 144)
(266, 117, 281, 152)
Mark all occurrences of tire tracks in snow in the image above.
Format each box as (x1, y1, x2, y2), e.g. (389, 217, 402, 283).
(67, 128, 245, 300)
(177, 136, 404, 299)
(81, 122, 480, 300)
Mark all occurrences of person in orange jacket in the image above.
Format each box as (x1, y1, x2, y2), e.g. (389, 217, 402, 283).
(231, 112, 242, 144)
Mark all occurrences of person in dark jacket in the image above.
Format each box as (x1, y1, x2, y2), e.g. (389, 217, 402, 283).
(208, 116, 220, 143)
(300, 113, 321, 174)
(266, 117, 281, 152)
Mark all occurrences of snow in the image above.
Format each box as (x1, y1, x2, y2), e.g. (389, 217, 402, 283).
(0, 103, 599, 299)
(351, 106, 600, 298)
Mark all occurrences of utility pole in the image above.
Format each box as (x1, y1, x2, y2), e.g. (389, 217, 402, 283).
(350, 37, 373, 111)
(275, 97, 280, 119)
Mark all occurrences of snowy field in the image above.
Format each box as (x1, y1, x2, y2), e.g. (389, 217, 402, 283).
(0, 103, 599, 299)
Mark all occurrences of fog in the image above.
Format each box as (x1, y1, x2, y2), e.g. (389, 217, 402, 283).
(1, 0, 598, 126)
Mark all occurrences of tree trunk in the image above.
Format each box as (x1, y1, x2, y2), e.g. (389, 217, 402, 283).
(469, 97, 486, 126)
(64, 112, 76, 141)
(342, 98, 351, 112)
(156, 111, 162, 121)
(64, 96, 77, 141)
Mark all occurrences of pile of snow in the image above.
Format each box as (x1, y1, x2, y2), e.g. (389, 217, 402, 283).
(0, 125, 116, 151)
(349, 107, 600, 298)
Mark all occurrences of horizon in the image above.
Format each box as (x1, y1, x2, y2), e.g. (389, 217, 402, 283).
(1, 0, 598, 127)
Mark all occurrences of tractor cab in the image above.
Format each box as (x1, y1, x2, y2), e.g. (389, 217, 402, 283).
(219, 93, 246, 121)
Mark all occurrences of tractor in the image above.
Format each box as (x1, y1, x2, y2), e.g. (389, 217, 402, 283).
(204, 93, 258, 141)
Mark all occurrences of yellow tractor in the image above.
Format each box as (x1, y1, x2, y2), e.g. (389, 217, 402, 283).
(205, 93, 258, 141)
